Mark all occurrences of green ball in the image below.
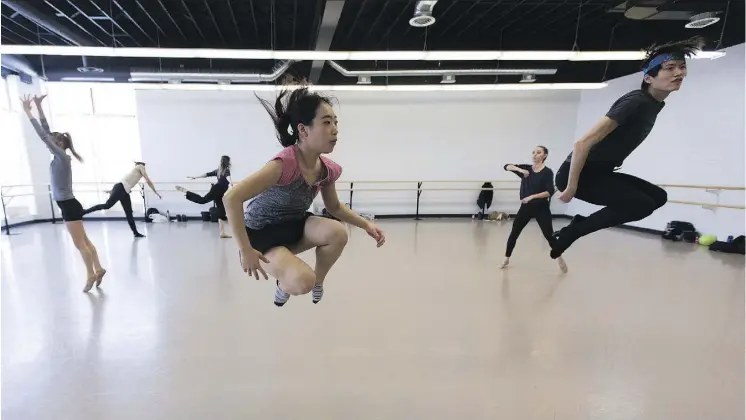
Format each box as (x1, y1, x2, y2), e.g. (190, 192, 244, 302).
(699, 234, 717, 246)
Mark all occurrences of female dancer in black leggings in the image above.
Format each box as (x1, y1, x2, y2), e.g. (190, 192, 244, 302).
(176, 155, 232, 238)
(85, 162, 162, 237)
(552, 37, 702, 259)
(500, 146, 567, 273)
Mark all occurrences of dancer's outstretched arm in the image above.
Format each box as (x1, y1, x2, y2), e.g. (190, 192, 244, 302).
(140, 167, 161, 199)
(188, 169, 216, 180)
(21, 95, 65, 157)
(320, 183, 385, 247)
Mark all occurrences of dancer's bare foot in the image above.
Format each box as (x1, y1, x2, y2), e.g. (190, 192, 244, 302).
(175, 186, 187, 193)
(95, 269, 107, 287)
(499, 258, 509, 269)
(557, 257, 568, 273)
(83, 276, 97, 293)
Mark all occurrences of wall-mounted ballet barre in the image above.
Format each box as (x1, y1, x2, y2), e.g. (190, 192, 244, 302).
(658, 184, 744, 191)
(667, 200, 745, 210)
(2, 180, 744, 235)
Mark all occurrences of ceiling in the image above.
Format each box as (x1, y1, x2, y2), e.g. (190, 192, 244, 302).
(1, 0, 744, 85)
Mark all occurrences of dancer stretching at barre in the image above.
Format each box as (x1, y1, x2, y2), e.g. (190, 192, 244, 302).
(223, 80, 386, 306)
(22, 94, 106, 292)
(501, 146, 567, 273)
(85, 162, 162, 238)
(176, 155, 232, 238)
(551, 37, 703, 259)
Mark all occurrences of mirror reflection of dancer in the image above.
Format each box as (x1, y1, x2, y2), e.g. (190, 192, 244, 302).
(223, 81, 386, 307)
(84, 162, 162, 238)
(500, 146, 567, 273)
(176, 155, 232, 238)
(552, 37, 703, 259)
(21, 94, 106, 292)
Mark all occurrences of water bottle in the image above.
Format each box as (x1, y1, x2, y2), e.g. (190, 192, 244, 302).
(166, 210, 171, 222)
(728, 235, 734, 243)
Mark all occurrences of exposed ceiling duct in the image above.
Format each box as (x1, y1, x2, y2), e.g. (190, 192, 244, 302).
(0, 54, 40, 78)
(328, 61, 557, 82)
(1, 0, 95, 46)
(129, 61, 293, 84)
(409, 1, 438, 27)
(310, 0, 345, 84)
(611, 0, 723, 26)
(1, 0, 104, 74)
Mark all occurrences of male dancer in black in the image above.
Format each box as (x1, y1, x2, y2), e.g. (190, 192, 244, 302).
(552, 37, 704, 259)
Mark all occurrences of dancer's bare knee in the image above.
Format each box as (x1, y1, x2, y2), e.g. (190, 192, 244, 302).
(281, 269, 316, 295)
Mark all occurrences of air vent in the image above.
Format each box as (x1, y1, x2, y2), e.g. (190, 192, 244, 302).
(77, 66, 104, 73)
(685, 12, 720, 28)
(409, 0, 438, 27)
(77, 57, 103, 73)
(520, 74, 537, 83)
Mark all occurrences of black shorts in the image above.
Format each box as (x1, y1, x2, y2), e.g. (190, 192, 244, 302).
(56, 198, 85, 222)
(246, 213, 312, 254)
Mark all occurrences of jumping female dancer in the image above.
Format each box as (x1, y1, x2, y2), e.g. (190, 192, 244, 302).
(175, 155, 232, 238)
(85, 162, 162, 237)
(22, 94, 106, 292)
(500, 146, 567, 273)
(223, 82, 386, 306)
(552, 37, 702, 259)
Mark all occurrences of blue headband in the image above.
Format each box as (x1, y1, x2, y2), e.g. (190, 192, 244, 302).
(643, 52, 685, 75)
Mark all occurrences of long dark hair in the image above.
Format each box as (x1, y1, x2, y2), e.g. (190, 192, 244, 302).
(53, 132, 83, 163)
(640, 36, 704, 89)
(256, 78, 335, 147)
(218, 155, 231, 177)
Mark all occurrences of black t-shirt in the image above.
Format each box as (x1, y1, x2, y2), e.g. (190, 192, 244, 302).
(206, 168, 231, 186)
(504, 164, 555, 201)
(566, 89, 665, 167)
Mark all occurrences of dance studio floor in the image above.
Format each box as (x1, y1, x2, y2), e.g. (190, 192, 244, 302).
(1, 218, 743, 420)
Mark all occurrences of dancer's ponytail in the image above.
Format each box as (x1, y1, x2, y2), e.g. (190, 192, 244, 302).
(256, 77, 334, 148)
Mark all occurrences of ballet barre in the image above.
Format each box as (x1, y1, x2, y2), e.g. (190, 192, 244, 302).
(668, 200, 745, 210)
(658, 184, 744, 191)
(2, 180, 744, 235)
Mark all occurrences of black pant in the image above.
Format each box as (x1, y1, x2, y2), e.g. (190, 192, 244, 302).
(505, 201, 555, 257)
(85, 183, 139, 234)
(553, 161, 667, 255)
(185, 183, 228, 220)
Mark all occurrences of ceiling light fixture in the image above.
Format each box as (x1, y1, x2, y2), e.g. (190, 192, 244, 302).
(0, 45, 727, 62)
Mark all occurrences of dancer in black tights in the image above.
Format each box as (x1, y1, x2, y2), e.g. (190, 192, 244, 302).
(85, 162, 162, 237)
(500, 146, 567, 273)
(176, 155, 232, 238)
(552, 37, 702, 259)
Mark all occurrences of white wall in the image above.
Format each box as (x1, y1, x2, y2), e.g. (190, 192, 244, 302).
(567, 43, 745, 239)
(136, 89, 580, 216)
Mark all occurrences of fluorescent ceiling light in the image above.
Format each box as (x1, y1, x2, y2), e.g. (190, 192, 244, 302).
(0, 45, 727, 62)
(60, 77, 116, 82)
(75, 82, 608, 92)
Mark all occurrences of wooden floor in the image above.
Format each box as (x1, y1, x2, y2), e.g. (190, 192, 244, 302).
(1, 218, 743, 420)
